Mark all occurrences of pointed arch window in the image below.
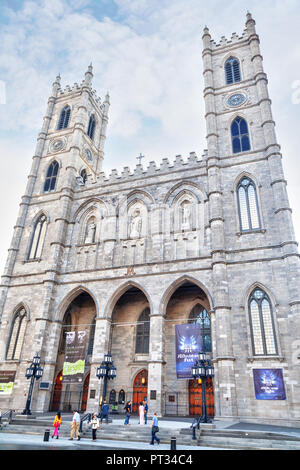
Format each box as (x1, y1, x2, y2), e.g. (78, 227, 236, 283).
(87, 114, 96, 140)
(44, 160, 59, 192)
(237, 177, 261, 231)
(225, 57, 241, 84)
(189, 304, 211, 352)
(57, 105, 71, 130)
(6, 308, 27, 360)
(87, 316, 96, 355)
(249, 289, 278, 356)
(135, 307, 150, 354)
(28, 214, 47, 260)
(80, 169, 87, 185)
(231, 116, 251, 154)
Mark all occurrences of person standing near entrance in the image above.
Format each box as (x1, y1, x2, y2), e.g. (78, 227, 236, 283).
(139, 402, 145, 425)
(89, 413, 100, 441)
(124, 401, 131, 425)
(150, 412, 160, 445)
(143, 399, 148, 424)
(69, 410, 80, 440)
(52, 411, 62, 439)
(100, 399, 109, 424)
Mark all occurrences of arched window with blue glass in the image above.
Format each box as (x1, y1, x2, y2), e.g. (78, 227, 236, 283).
(87, 114, 96, 140)
(237, 176, 261, 232)
(248, 288, 278, 356)
(231, 116, 251, 154)
(44, 160, 59, 193)
(188, 304, 211, 353)
(57, 105, 71, 130)
(225, 57, 241, 84)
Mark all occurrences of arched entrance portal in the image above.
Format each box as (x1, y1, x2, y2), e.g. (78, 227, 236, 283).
(164, 280, 214, 417)
(50, 291, 96, 412)
(132, 369, 148, 414)
(107, 285, 150, 412)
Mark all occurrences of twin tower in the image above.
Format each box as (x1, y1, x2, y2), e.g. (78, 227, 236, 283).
(0, 13, 299, 425)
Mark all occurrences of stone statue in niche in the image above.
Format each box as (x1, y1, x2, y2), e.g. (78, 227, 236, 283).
(181, 203, 192, 230)
(129, 208, 142, 239)
(85, 220, 96, 244)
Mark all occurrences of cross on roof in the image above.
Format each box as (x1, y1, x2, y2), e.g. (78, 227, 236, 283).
(137, 153, 145, 165)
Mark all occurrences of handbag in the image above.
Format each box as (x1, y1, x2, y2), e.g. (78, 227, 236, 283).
(152, 425, 159, 433)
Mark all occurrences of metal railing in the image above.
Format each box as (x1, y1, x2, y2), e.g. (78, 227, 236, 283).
(79, 413, 91, 433)
(0, 409, 14, 425)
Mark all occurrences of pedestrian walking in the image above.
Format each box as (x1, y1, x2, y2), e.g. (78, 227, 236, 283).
(100, 399, 109, 424)
(139, 402, 145, 425)
(52, 411, 62, 439)
(143, 399, 148, 424)
(89, 413, 100, 441)
(69, 410, 80, 440)
(150, 412, 160, 445)
(124, 400, 131, 425)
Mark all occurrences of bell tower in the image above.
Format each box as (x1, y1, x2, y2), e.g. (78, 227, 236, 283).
(203, 13, 300, 420)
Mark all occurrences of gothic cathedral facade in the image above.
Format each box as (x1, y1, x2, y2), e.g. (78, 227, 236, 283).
(0, 13, 299, 425)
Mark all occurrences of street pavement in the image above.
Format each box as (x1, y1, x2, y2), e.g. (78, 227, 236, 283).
(0, 431, 225, 451)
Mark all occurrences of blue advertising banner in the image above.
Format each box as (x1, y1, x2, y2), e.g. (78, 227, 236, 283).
(253, 369, 286, 400)
(175, 323, 202, 379)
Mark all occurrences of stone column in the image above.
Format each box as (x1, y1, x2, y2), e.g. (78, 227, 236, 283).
(87, 317, 112, 413)
(148, 312, 165, 417)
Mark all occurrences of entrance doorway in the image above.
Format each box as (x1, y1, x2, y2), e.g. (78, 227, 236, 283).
(50, 370, 63, 411)
(189, 378, 214, 417)
(81, 373, 90, 412)
(132, 369, 148, 414)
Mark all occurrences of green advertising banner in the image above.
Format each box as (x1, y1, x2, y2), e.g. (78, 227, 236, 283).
(62, 331, 87, 384)
(0, 371, 16, 395)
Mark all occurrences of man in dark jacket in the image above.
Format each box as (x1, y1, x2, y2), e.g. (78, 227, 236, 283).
(100, 400, 109, 424)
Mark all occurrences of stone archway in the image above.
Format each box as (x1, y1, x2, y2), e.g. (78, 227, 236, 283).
(50, 291, 96, 412)
(163, 279, 214, 417)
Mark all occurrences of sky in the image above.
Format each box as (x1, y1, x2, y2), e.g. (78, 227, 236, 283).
(0, 0, 299, 275)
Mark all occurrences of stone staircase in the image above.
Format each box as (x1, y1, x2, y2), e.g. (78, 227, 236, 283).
(2, 417, 300, 449)
(0, 417, 198, 446)
(197, 429, 300, 450)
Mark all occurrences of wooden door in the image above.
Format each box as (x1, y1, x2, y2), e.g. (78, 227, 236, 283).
(81, 373, 90, 412)
(132, 369, 148, 414)
(50, 371, 63, 411)
(189, 378, 214, 417)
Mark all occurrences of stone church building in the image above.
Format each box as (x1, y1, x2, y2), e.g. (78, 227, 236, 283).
(0, 13, 299, 426)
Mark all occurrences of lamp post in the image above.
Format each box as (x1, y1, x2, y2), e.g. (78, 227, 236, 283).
(191, 352, 214, 424)
(96, 353, 117, 404)
(22, 353, 44, 415)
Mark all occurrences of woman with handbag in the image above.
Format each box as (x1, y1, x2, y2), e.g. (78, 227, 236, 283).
(150, 412, 160, 445)
(52, 411, 62, 439)
(90, 413, 100, 441)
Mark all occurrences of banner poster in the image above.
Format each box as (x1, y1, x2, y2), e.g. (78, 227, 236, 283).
(175, 323, 202, 379)
(0, 371, 16, 395)
(253, 369, 286, 400)
(62, 330, 87, 383)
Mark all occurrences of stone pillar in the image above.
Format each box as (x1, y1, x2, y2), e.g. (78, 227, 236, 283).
(87, 317, 112, 413)
(148, 313, 164, 417)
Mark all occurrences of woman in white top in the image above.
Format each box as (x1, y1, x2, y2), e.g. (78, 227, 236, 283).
(90, 413, 100, 441)
(139, 402, 145, 425)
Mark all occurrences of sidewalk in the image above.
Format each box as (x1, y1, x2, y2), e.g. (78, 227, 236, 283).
(0, 431, 224, 451)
